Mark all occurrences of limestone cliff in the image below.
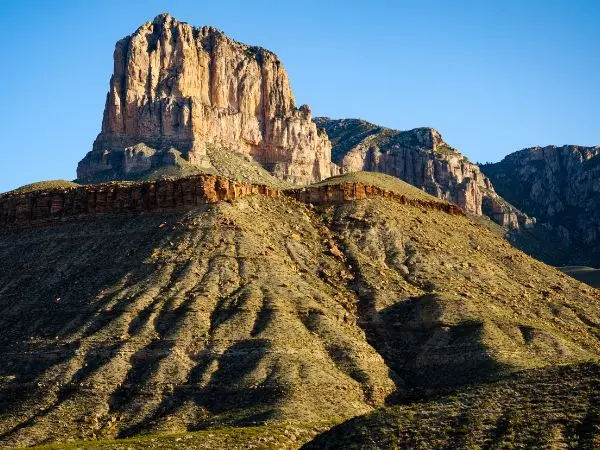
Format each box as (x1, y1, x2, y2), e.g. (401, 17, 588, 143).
(315, 117, 533, 229)
(77, 14, 336, 184)
(482, 145, 600, 265)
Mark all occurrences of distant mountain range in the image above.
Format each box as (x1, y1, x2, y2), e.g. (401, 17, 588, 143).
(482, 145, 600, 266)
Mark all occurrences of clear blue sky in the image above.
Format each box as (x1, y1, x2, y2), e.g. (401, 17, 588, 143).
(1, 0, 598, 192)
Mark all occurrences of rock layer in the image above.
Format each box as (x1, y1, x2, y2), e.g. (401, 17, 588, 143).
(315, 117, 533, 229)
(77, 14, 336, 184)
(0, 174, 463, 228)
(482, 145, 600, 265)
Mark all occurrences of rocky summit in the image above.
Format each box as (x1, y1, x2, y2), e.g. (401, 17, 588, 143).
(315, 117, 533, 230)
(77, 14, 337, 185)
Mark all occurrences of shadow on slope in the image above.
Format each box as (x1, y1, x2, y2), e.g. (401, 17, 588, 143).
(303, 362, 600, 450)
(560, 266, 600, 289)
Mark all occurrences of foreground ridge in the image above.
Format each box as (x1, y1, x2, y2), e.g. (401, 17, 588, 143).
(0, 174, 463, 227)
(1, 172, 598, 447)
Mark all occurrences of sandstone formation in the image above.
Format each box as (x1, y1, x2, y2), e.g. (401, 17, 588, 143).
(482, 145, 600, 265)
(0, 173, 463, 228)
(77, 14, 336, 184)
(315, 117, 533, 229)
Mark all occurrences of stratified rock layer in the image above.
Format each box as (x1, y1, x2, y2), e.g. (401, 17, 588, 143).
(315, 117, 532, 229)
(482, 145, 600, 265)
(77, 14, 336, 184)
(0, 174, 463, 228)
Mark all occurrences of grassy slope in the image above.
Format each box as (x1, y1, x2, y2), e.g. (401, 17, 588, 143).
(0, 196, 394, 447)
(20, 422, 333, 450)
(79, 145, 290, 189)
(1, 175, 599, 447)
(4, 180, 79, 195)
(308, 171, 439, 203)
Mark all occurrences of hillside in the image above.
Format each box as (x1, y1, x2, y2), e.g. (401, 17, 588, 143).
(1, 173, 599, 448)
(304, 362, 600, 449)
(5, 180, 80, 195)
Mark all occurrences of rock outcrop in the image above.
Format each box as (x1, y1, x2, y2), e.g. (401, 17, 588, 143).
(0, 174, 462, 228)
(315, 117, 533, 229)
(77, 14, 336, 184)
(482, 145, 600, 265)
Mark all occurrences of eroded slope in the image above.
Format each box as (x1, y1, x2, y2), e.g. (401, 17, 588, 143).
(322, 194, 600, 391)
(1, 175, 599, 448)
(0, 196, 394, 447)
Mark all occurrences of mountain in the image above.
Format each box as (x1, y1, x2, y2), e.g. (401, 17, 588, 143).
(304, 362, 600, 449)
(314, 117, 533, 230)
(481, 145, 600, 266)
(1, 172, 599, 448)
(3, 11, 600, 450)
(77, 14, 337, 185)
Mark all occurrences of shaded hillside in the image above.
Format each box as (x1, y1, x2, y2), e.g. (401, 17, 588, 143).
(314, 117, 531, 229)
(1, 173, 599, 448)
(481, 145, 600, 266)
(304, 362, 600, 449)
(560, 266, 600, 289)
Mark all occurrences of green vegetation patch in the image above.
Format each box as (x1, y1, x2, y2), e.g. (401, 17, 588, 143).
(21, 422, 334, 450)
(304, 362, 600, 449)
(308, 171, 443, 203)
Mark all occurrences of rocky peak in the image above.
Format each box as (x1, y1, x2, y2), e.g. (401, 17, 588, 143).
(77, 14, 337, 184)
(315, 117, 533, 229)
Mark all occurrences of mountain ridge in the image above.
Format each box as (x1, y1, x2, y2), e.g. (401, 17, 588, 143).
(482, 144, 600, 266)
(314, 117, 534, 230)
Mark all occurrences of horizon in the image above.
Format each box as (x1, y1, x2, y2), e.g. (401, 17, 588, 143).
(1, 0, 599, 192)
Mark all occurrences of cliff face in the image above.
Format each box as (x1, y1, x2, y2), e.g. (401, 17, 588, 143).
(315, 117, 532, 229)
(482, 145, 600, 265)
(77, 14, 336, 184)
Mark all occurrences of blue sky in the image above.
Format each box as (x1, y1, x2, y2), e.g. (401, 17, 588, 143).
(1, 0, 598, 191)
